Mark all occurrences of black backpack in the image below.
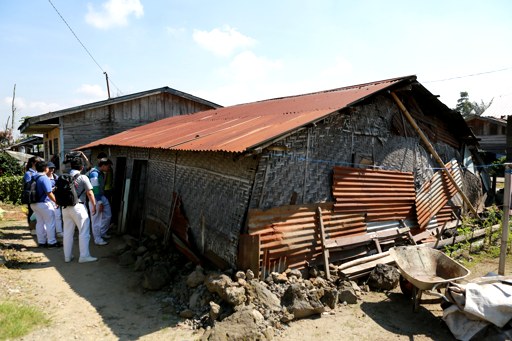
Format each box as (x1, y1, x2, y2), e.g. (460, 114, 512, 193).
(54, 174, 84, 207)
(21, 174, 41, 204)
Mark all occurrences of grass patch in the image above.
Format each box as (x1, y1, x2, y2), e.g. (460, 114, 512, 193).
(0, 300, 50, 340)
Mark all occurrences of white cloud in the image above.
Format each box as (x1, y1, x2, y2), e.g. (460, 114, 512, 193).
(86, 0, 143, 29)
(166, 26, 186, 37)
(4, 96, 63, 117)
(193, 26, 256, 57)
(221, 51, 282, 82)
(319, 57, 353, 82)
(75, 84, 107, 99)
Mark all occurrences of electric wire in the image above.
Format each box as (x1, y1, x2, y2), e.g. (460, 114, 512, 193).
(47, 0, 123, 96)
(424, 66, 512, 83)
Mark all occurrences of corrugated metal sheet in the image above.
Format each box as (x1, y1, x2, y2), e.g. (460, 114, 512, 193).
(415, 160, 463, 229)
(78, 76, 413, 153)
(332, 166, 416, 222)
(247, 203, 366, 272)
(366, 220, 416, 233)
(435, 205, 460, 229)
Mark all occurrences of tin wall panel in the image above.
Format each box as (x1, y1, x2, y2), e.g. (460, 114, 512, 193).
(415, 160, 462, 229)
(332, 166, 416, 222)
(247, 203, 366, 273)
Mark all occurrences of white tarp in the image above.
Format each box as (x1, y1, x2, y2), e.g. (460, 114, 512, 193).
(443, 276, 512, 340)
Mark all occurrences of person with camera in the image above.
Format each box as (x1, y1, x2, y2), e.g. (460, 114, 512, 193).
(61, 157, 98, 263)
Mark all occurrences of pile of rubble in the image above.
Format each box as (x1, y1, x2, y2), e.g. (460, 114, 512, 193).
(115, 234, 400, 340)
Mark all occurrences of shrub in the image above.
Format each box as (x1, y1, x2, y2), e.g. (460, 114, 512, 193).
(0, 175, 22, 204)
(0, 152, 24, 177)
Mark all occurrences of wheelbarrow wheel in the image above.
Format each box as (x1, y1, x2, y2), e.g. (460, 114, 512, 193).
(399, 275, 414, 299)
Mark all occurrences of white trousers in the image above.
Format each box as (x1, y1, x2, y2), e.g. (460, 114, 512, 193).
(52, 202, 63, 234)
(30, 201, 56, 245)
(89, 195, 112, 244)
(62, 203, 92, 259)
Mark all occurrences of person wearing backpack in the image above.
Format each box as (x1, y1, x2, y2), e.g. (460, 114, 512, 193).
(30, 161, 60, 248)
(88, 158, 113, 246)
(22, 156, 42, 227)
(61, 158, 98, 263)
(47, 162, 63, 238)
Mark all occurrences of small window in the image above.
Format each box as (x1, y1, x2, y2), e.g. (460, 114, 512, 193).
(53, 138, 59, 154)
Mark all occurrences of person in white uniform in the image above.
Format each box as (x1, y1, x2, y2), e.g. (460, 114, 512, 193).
(88, 158, 113, 246)
(46, 162, 63, 238)
(61, 158, 98, 263)
(30, 161, 60, 248)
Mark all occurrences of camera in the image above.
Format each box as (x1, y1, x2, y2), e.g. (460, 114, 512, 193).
(64, 151, 82, 164)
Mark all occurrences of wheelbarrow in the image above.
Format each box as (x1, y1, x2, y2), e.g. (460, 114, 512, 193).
(390, 245, 470, 311)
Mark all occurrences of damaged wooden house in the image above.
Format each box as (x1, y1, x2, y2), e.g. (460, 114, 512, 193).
(77, 75, 489, 276)
(18, 86, 221, 169)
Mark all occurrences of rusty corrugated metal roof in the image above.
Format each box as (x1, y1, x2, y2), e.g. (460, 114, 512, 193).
(79, 75, 415, 153)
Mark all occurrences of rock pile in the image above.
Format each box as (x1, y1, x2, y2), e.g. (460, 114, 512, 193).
(115, 235, 399, 340)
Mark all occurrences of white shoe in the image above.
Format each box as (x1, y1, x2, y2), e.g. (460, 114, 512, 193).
(79, 256, 98, 263)
(65, 256, 74, 263)
(95, 240, 108, 246)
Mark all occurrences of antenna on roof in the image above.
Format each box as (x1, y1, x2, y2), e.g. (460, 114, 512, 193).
(104, 72, 111, 99)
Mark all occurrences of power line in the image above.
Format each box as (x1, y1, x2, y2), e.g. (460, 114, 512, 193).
(424, 66, 512, 83)
(47, 0, 123, 96)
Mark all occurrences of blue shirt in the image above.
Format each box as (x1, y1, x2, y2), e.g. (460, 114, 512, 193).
(23, 168, 37, 184)
(35, 173, 53, 203)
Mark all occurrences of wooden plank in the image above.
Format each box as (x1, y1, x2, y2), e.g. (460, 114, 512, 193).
(316, 207, 331, 280)
(237, 234, 260, 279)
(340, 254, 395, 278)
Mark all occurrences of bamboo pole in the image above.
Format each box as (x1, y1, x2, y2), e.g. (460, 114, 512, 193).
(390, 92, 478, 216)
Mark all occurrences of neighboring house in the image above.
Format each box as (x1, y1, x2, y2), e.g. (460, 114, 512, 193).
(465, 114, 506, 160)
(7, 135, 43, 157)
(465, 93, 512, 162)
(18, 87, 221, 168)
(78, 75, 485, 271)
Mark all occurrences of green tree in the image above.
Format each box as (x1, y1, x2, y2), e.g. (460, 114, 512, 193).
(455, 91, 493, 117)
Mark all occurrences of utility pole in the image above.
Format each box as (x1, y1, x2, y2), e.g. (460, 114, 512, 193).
(11, 84, 15, 133)
(499, 115, 512, 275)
(104, 72, 111, 99)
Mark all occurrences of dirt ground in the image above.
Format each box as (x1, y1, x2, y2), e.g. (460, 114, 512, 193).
(1, 204, 510, 341)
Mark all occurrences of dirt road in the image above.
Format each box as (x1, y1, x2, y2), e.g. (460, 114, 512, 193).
(1, 210, 509, 340)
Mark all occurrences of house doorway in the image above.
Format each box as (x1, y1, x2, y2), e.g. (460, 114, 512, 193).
(112, 157, 126, 225)
(126, 160, 148, 237)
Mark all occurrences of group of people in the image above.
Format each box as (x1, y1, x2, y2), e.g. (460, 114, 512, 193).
(23, 152, 113, 264)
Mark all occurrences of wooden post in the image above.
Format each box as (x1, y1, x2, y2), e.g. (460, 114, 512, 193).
(499, 164, 511, 275)
(316, 207, 331, 280)
(390, 92, 478, 216)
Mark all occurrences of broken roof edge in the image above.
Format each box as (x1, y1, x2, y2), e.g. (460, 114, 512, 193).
(18, 86, 222, 133)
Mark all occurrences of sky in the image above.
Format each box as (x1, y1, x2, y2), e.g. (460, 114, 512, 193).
(1, 0, 511, 137)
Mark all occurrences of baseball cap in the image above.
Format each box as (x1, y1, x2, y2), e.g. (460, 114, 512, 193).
(47, 162, 56, 169)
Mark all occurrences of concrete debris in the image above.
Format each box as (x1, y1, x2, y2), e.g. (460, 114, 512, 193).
(367, 263, 400, 291)
(119, 234, 399, 340)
